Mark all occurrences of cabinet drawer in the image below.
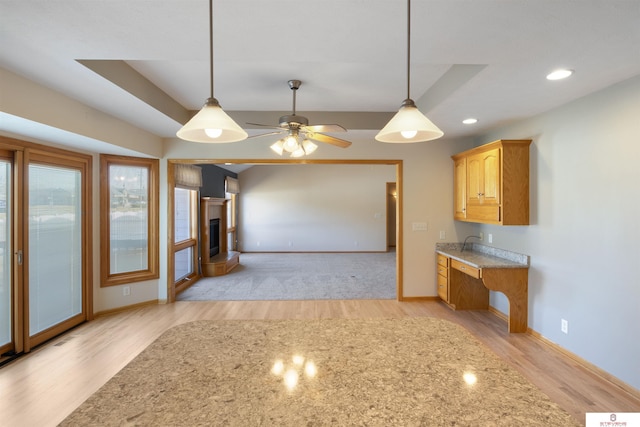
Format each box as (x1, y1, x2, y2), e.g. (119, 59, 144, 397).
(451, 259, 481, 279)
(437, 265, 448, 278)
(437, 274, 448, 301)
(437, 254, 449, 268)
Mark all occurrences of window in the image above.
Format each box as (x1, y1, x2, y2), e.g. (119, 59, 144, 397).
(100, 155, 159, 286)
(174, 187, 198, 283)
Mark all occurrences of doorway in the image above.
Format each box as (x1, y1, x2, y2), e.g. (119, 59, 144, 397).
(167, 159, 404, 302)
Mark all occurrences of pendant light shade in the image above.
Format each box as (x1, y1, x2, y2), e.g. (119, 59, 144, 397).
(176, 0, 247, 143)
(375, 99, 443, 143)
(177, 98, 247, 143)
(375, 0, 443, 143)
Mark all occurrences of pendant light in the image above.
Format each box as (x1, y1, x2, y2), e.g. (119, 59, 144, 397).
(177, 0, 247, 143)
(375, 0, 443, 143)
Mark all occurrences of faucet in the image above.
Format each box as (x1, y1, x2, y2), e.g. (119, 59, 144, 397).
(461, 235, 482, 252)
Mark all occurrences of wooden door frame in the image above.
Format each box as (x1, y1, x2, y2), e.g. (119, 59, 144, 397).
(386, 182, 397, 251)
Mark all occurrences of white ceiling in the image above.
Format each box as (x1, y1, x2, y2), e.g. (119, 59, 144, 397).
(1, 0, 639, 148)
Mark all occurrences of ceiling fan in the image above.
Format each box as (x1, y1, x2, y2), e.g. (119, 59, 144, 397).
(248, 80, 353, 157)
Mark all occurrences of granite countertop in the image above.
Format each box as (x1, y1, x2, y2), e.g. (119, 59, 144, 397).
(436, 242, 530, 269)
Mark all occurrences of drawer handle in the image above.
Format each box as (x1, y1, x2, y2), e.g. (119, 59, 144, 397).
(461, 266, 466, 270)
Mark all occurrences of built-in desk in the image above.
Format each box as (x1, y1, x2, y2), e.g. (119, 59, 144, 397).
(435, 243, 530, 333)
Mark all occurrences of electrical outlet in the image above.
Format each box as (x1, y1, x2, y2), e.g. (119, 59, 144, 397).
(123, 286, 130, 296)
(561, 319, 568, 334)
(488, 233, 493, 243)
(439, 230, 446, 240)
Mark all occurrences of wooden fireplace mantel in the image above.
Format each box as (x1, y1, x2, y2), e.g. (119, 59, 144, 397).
(200, 197, 239, 277)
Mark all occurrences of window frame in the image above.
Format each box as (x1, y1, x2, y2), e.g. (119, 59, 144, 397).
(99, 154, 159, 287)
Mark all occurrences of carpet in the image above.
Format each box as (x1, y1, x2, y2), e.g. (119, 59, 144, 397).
(60, 318, 580, 426)
(178, 252, 397, 301)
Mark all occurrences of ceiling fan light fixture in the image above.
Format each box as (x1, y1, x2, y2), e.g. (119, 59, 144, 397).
(270, 139, 285, 155)
(283, 134, 299, 152)
(376, 99, 444, 143)
(376, 0, 443, 144)
(176, 0, 247, 143)
(290, 146, 306, 158)
(177, 98, 247, 143)
(301, 139, 318, 154)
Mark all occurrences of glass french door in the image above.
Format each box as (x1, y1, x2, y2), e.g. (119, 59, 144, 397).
(0, 140, 91, 358)
(28, 164, 83, 342)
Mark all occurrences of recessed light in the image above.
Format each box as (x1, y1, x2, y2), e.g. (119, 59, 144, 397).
(462, 118, 478, 125)
(546, 69, 573, 80)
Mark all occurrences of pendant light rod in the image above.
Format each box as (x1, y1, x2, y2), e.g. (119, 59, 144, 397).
(406, 0, 411, 100)
(208, 0, 214, 99)
(292, 84, 297, 115)
(288, 79, 301, 116)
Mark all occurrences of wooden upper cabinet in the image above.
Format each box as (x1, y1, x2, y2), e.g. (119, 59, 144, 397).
(452, 139, 531, 225)
(467, 147, 500, 206)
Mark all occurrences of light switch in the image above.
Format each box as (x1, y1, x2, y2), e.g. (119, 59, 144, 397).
(412, 222, 428, 231)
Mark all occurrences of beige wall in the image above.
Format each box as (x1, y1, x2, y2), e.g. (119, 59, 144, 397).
(238, 164, 395, 252)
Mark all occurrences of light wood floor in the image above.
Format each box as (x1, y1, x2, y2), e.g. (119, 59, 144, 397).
(1, 300, 638, 426)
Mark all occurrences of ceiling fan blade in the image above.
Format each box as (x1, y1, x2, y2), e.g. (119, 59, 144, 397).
(246, 122, 285, 130)
(246, 131, 285, 140)
(308, 132, 352, 148)
(303, 124, 347, 133)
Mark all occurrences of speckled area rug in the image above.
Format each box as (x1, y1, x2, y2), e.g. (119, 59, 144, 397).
(60, 318, 580, 426)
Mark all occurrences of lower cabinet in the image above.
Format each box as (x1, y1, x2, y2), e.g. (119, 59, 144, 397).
(436, 254, 449, 302)
(436, 252, 489, 311)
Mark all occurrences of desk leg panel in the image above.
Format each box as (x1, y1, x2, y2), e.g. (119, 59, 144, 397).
(481, 268, 528, 333)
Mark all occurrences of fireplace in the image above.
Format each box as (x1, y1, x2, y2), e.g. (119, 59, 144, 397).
(209, 218, 220, 258)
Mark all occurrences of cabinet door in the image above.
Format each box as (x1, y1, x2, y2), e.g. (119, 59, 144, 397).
(467, 148, 500, 206)
(466, 154, 482, 205)
(453, 158, 466, 220)
(481, 148, 500, 206)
